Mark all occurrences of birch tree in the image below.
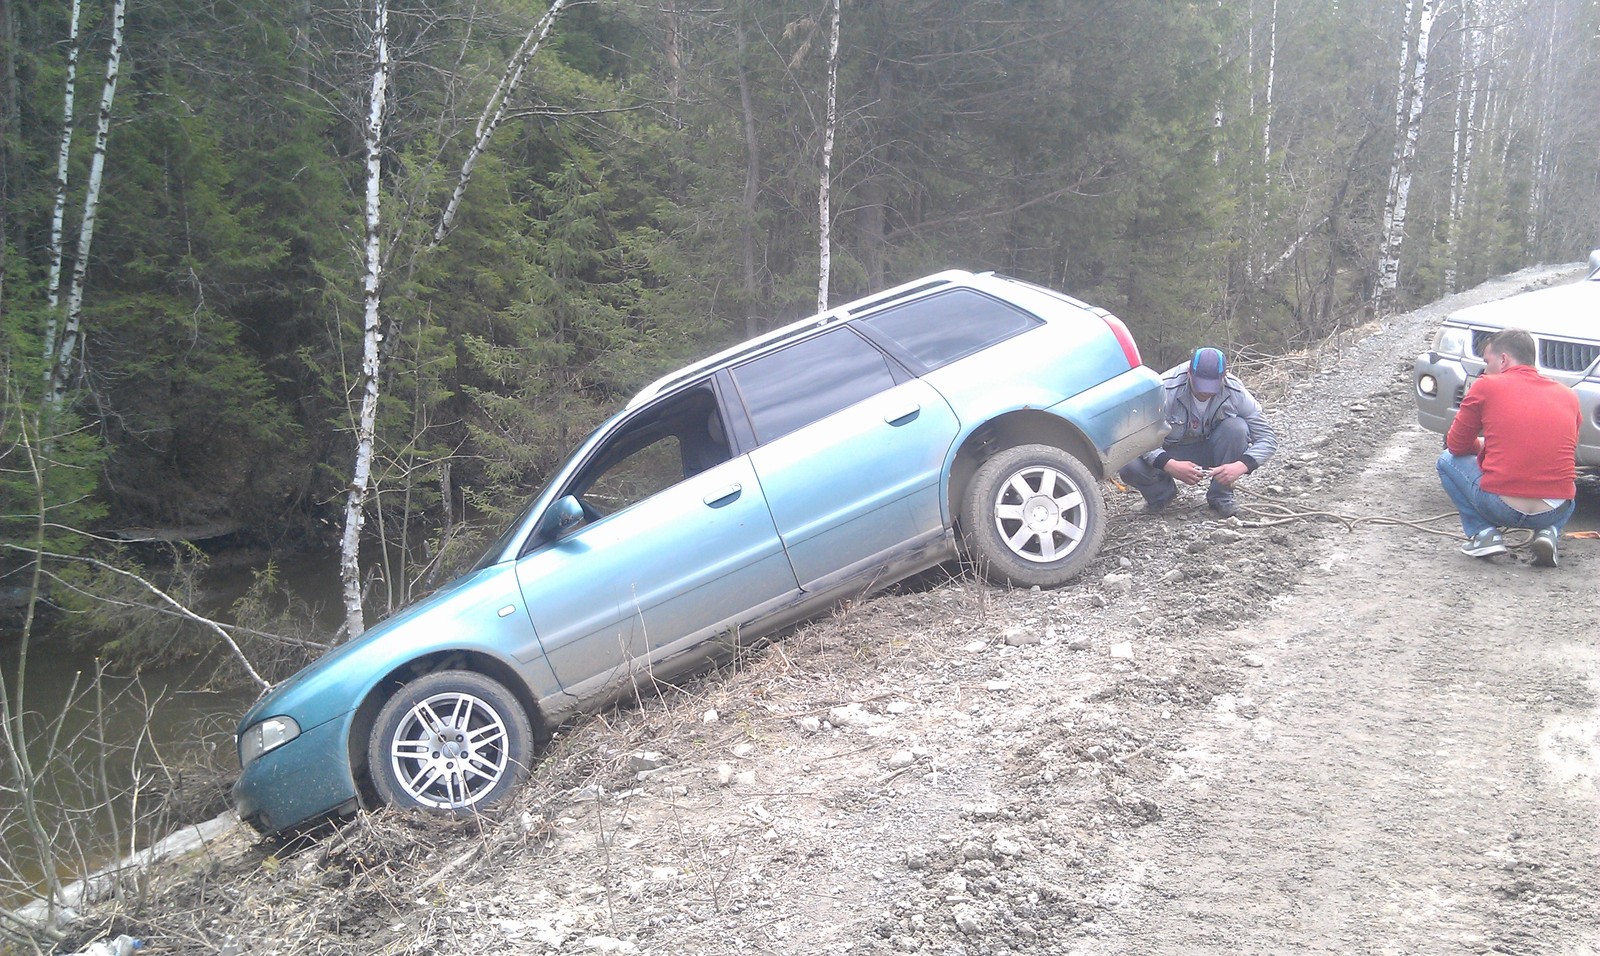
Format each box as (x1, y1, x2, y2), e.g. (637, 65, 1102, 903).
(1524, 0, 1558, 251)
(816, 0, 840, 313)
(1377, 0, 1415, 283)
(1262, 0, 1278, 169)
(49, 0, 125, 406)
(339, 0, 572, 638)
(339, 0, 391, 640)
(431, 0, 569, 249)
(41, 0, 81, 374)
(1376, 0, 1436, 311)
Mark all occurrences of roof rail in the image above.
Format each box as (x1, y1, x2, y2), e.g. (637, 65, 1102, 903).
(627, 270, 976, 409)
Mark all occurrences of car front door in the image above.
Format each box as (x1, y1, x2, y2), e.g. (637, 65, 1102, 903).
(730, 327, 961, 590)
(512, 383, 799, 698)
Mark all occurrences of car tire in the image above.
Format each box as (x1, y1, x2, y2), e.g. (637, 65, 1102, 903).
(369, 670, 532, 813)
(961, 443, 1105, 588)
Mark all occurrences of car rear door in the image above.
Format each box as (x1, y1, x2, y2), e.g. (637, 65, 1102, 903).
(730, 327, 961, 591)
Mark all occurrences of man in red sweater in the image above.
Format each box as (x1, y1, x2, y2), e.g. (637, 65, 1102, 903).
(1437, 328, 1579, 566)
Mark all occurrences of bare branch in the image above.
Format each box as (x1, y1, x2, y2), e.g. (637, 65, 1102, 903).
(2, 544, 270, 690)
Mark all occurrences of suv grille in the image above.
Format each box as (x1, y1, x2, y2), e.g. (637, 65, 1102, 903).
(1539, 338, 1600, 373)
(1468, 328, 1599, 373)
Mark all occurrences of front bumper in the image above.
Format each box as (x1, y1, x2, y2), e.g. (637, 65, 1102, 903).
(1413, 351, 1600, 470)
(234, 713, 359, 834)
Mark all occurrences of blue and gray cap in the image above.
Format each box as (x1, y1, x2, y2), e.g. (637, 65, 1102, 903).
(1189, 347, 1226, 395)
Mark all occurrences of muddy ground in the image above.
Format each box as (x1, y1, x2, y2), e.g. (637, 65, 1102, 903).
(66, 267, 1600, 955)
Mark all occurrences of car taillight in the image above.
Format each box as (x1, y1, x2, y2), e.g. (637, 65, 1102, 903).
(1100, 313, 1142, 368)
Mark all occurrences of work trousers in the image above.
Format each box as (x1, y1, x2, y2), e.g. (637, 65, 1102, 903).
(1435, 450, 1574, 537)
(1118, 416, 1249, 509)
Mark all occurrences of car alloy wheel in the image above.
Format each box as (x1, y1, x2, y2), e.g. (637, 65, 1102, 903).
(961, 443, 1105, 588)
(992, 462, 1088, 563)
(369, 670, 531, 812)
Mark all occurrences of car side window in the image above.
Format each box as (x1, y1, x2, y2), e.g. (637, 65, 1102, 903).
(584, 435, 684, 513)
(730, 328, 899, 444)
(857, 288, 1041, 370)
(566, 383, 731, 519)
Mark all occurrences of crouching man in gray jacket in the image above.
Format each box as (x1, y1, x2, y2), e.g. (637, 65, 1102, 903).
(1118, 347, 1278, 518)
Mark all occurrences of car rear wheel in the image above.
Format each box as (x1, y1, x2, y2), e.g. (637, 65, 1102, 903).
(369, 670, 531, 813)
(961, 443, 1105, 588)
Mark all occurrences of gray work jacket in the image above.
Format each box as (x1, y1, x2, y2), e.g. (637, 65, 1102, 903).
(1140, 362, 1278, 472)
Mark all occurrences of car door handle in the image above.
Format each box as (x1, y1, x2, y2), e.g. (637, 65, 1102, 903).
(884, 402, 921, 425)
(704, 483, 742, 506)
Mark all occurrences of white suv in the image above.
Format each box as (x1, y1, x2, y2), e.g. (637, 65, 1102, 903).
(1414, 251, 1600, 473)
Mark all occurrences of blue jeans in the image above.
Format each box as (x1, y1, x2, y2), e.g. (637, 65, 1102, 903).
(1119, 417, 1249, 508)
(1435, 451, 1574, 536)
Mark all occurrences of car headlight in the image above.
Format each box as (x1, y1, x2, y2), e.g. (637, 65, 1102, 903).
(1433, 326, 1473, 357)
(239, 716, 301, 767)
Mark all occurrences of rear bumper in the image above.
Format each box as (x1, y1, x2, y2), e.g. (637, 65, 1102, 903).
(1103, 414, 1172, 475)
(1413, 351, 1600, 470)
(1050, 366, 1171, 475)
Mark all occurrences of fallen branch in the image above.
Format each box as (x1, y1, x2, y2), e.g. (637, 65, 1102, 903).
(2, 544, 269, 690)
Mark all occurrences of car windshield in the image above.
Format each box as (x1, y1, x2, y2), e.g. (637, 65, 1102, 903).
(465, 382, 726, 574)
(468, 497, 543, 574)
(465, 415, 616, 573)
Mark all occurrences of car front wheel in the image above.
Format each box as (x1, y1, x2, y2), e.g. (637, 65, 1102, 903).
(369, 670, 532, 813)
(961, 443, 1105, 588)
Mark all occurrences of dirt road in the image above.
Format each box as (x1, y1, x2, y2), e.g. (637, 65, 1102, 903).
(1107, 412, 1599, 954)
(112, 268, 1599, 956)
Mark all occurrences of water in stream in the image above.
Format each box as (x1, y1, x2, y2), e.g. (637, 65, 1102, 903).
(0, 547, 344, 909)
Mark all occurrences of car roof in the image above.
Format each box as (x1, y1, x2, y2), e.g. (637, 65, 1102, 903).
(625, 269, 987, 410)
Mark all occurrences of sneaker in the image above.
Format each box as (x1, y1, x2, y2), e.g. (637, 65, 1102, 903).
(1207, 497, 1239, 519)
(1530, 528, 1559, 568)
(1459, 528, 1506, 558)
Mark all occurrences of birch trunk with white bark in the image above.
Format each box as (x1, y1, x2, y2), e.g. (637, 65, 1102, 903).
(1212, 0, 1223, 165)
(51, 0, 124, 406)
(42, 0, 81, 369)
(340, 0, 391, 640)
(1379, 0, 1416, 267)
(816, 0, 839, 314)
(432, 0, 568, 248)
(1262, 0, 1277, 169)
(1377, 0, 1435, 311)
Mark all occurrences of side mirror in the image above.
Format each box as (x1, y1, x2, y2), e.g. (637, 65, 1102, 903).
(1588, 249, 1600, 278)
(538, 495, 585, 539)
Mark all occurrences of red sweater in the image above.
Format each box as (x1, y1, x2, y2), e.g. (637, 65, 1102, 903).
(1446, 364, 1579, 499)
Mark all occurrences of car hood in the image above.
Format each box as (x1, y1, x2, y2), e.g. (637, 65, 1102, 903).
(1447, 277, 1600, 342)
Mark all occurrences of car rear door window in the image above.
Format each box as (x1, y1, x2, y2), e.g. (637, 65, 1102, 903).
(858, 288, 1041, 371)
(731, 328, 898, 444)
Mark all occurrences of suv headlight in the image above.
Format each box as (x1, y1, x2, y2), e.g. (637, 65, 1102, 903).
(1433, 326, 1473, 357)
(239, 716, 300, 767)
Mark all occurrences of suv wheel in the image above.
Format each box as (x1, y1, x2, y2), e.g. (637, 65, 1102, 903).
(961, 443, 1105, 588)
(369, 670, 532, 813)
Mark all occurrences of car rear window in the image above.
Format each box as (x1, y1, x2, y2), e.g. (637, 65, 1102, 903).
(856, 288, 1041, 370)
(731, 328, 898, 443)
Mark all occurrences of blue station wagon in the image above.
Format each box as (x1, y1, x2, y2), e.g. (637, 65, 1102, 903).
(234, 270, 1170, 834)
